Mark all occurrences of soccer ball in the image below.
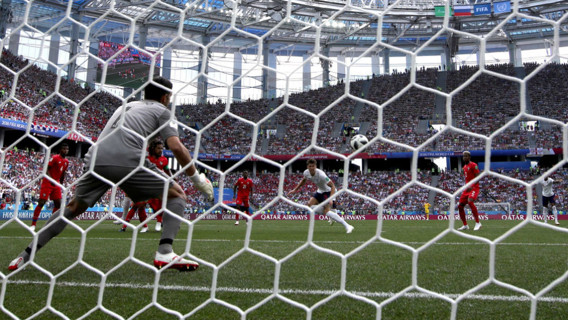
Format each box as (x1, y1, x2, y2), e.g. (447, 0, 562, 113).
(350, 134, 369, 150)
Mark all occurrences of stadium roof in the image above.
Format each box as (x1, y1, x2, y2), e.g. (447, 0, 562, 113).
(3, 0, 568, 56)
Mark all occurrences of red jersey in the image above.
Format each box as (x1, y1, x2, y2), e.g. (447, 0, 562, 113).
(235, 177, 253, 198)
(463, 161, 480, 188)
(148, 155, 169, 171)
(47, 154, 69, 182)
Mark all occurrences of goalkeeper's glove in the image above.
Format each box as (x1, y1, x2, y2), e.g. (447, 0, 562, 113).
(190, 171, 214, 201)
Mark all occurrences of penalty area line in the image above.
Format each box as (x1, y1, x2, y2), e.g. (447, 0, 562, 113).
(4, 279, 568, 303)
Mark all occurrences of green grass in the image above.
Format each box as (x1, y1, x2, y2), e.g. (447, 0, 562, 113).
(1, 219, 567, 319)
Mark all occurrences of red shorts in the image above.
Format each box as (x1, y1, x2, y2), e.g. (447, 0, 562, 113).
(236, 196, 249, 208)
(147, 198, 162, 211)
(39, 180, 62, 201)
(460, 187, 479, 204)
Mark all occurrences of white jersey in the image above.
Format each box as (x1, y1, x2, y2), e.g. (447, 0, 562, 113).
(542, 178, 555, 197)
(303, 169, 332, 193)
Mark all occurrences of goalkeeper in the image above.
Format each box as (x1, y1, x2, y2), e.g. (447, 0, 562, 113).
(9, 77, 213, 272)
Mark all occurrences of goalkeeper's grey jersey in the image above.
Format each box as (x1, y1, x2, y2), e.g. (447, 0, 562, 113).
(85, 100, 179, 167)
(303, 169, 332, 193)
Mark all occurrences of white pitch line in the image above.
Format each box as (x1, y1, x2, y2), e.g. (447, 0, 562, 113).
(3, 280, 568, 303)
(1, 236, 568, 247)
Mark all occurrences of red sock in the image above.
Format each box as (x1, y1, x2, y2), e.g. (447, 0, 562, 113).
(138, 206, 148, 227)
(122, 206, 137, 229)
(156, 213, 162, 223)
(32, 205, 43, 225)
(470, 202, 479, 223)
(458, 205, 467, 225)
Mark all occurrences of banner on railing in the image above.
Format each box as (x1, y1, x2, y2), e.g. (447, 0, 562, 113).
(2, 210, 565, 222)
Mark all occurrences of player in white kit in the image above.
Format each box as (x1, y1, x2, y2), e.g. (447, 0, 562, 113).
(542, 175, 560, 225)
(289, 159, 354, 233)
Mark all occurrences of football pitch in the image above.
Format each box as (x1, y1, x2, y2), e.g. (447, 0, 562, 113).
(1, 219, 567, 319)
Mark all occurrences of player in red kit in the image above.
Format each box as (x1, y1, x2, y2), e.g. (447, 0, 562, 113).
(147, 140, 171, 231)
(233, 171, 253, 225)
(31, 143, 70, 231)
(457, 151, 482, 231)
(121, 140, 171, 232)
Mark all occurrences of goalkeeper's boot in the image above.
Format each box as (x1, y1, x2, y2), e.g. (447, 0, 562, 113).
(154, 252, 199, 272)
(474, 222, 482, 231)
(457, 224, 469, 231)
(8, 256, 25, 271)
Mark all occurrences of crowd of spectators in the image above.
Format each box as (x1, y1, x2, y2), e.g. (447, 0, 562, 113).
(1, 47, 567, 216)
(2, 46, 564, 155)
(1, 49, 122, 141)
(174, 63, 562, 155)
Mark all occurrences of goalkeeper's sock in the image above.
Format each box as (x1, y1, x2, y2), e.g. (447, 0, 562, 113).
(458, 206, 467, 225)
(469, 203, 479, 223)
(32, 205, 42, 225)
(326, 210, 349, 228)
(158, 197, 185, 254)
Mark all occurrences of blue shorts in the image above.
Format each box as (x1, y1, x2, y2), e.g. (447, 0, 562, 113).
(313, 192, 336, 208)
(543, 195, 555, 207)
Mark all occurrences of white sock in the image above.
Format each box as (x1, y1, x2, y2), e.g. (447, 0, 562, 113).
(553, 206, 558, 222)
(326, 209, 349, 229)
(543, 207, 548, 222)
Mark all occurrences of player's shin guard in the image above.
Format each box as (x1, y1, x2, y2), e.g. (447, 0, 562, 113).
(469, 202, 479, 223)
(458, 205, 467, 225)
(158, 197, 185, 254)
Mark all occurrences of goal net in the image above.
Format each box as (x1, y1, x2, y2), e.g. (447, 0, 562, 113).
(1, 0, 568, 319)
